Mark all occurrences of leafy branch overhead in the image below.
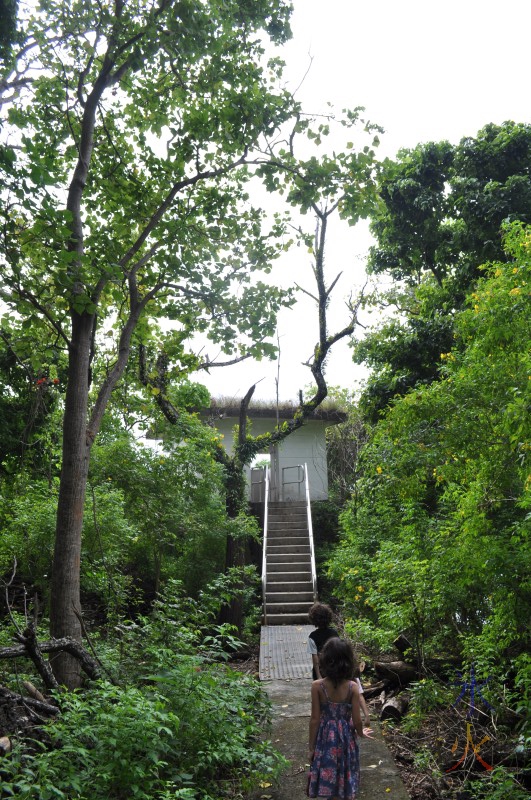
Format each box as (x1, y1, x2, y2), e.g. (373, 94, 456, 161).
(0, 0, 297, 687)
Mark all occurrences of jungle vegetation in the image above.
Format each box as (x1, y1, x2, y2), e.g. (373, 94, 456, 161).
(0, 0, 529, 796)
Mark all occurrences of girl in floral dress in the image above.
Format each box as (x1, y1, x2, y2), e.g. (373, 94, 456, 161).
(308, 638, 367, 798)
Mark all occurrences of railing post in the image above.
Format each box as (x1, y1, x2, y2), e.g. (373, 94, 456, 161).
(304, 462, 318, 602)
(261, 466, 270, 626)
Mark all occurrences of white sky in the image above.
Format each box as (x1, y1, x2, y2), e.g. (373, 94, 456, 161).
(192, 0, 531, 404)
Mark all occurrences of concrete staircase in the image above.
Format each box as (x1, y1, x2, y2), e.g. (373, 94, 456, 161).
(264, 501, 315, 625)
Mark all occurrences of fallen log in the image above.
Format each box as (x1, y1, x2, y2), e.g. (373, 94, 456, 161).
(0, 736, 12, 755)
(15, 625, 58, 691)
(0, 634, 101, 682)
(22, 681, 47, 703)
(392, 634, 412, 655)
(374, 660, 417, 687)
(380, 692, 410, 722)
(0, 686, 59, 716)
(361, 679, 392, 700)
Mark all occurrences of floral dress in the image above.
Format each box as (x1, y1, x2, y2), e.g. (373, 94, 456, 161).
(308, 680, 360, 798)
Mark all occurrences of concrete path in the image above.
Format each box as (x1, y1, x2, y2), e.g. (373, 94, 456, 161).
(260, 626, 410, 800)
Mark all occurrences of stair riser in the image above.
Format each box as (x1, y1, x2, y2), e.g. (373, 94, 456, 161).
(263, 613, 312, 625)
(267, 553, 311, 565)
(266, 581, 313, 592)
(267, 562, 312, 574)
(266, 593, 314, 604)
(267, 546, 311, 557)
(266, 603, 313, 613)
(266, 538, 310, 547)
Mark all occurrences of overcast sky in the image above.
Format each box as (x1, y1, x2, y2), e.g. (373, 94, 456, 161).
(192, 0, 531, 404)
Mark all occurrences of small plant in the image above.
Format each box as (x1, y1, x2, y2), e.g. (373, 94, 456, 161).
(464, 766, 530, 800)
(400, 677, 454, 733)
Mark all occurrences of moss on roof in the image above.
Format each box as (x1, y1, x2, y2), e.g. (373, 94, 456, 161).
(204, 397, 347, 423)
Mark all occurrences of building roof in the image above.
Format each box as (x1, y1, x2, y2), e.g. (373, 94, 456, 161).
(203, 401, 347, 424)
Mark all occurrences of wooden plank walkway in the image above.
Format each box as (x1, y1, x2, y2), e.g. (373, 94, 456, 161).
(259, 624, 313, 680)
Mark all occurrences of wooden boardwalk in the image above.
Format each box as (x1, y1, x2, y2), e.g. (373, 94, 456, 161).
(259, 624, 314, 681)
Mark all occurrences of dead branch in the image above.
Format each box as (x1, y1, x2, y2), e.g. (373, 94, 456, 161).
(0, 686, 59, 716)
(0, 633, 101, 682)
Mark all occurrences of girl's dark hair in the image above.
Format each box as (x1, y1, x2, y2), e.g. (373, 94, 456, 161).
(308, 602, 333, 628)
(319, 637, 358, 686)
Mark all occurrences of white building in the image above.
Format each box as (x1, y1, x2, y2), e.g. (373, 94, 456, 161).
(204, 404, 345, 502)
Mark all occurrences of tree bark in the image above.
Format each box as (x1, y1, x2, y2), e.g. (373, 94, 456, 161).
(218, 384, 256, 631)
(374, 660, 418, 687)
(380, 692, 410, 722)
(50, 312, 94, 687)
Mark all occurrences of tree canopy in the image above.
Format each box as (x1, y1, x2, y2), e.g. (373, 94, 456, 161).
(355, 121, 531, 419)
(0, 0, 296, 686)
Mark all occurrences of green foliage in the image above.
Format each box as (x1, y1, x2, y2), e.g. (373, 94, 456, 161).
(1, 652, 283, 800)
(330, 222, 531, 674)
(325, 393, 367, 503)
(464, 767, 530, 800)
(0, 0, 18, 65)
(359, 122, 531, 416)
(0, 574, 285, 799)
(401, 678, 455, 733)
(0, 413, 253, 614)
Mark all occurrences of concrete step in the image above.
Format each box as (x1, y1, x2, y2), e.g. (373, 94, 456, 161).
(265, 580, 314, 593)
(267, 526, 308, 535)
(266, 537, 310, 547)
(266, 599, 314, 612)
(269, 500, 306, 508)
(263, 612, 311, 625)
(267, 544, 310, 556)
(267, 561, 312, 574)
(266, 591, 314, 604)
(267, 552, 311, 564)
(266, 569, 313, 580)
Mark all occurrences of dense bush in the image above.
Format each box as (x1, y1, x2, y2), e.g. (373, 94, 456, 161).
(0, 577, 285, 800)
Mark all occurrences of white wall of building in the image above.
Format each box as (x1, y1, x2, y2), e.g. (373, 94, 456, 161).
(212, 416, 330, 501)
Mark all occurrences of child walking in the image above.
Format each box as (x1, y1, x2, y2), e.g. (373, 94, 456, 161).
(307, 602, 339, 680)
(308, 638, 368, 799)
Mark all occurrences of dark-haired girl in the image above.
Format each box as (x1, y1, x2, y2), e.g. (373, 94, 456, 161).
(307, 602, 339, 680)
(308, 638, 369, 798)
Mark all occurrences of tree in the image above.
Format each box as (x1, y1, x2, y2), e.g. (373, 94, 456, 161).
(0, 0, 295, 687)
(330, 221, 530, 670)
(0, 0, 18, 65)
(140, 109, 383, 627)
(357, 122, 531, 417)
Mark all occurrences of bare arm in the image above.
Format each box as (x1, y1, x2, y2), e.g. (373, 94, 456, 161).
(309, 681, 321, 757)
(350, 683, 363, 738)
(312, 653, 321, 679)
(359, 691, 370, 725)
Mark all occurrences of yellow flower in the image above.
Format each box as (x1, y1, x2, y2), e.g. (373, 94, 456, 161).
(376, 465, 383, 474)
(509, 287, 521, 296)
(354, 595, 360, 601)
(357, 585, 364, 593)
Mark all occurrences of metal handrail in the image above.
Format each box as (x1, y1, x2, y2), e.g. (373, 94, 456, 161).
(304, 462, 318, 601)
(261, 466, 270, 625)
(281, 464, 304, 500)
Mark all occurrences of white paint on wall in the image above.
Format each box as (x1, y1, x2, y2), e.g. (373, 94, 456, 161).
(212, 416, 332, 501)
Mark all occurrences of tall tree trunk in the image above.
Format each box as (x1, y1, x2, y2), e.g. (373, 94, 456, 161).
(49, 313, 93, 688)
(218, 386, 255, 631)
